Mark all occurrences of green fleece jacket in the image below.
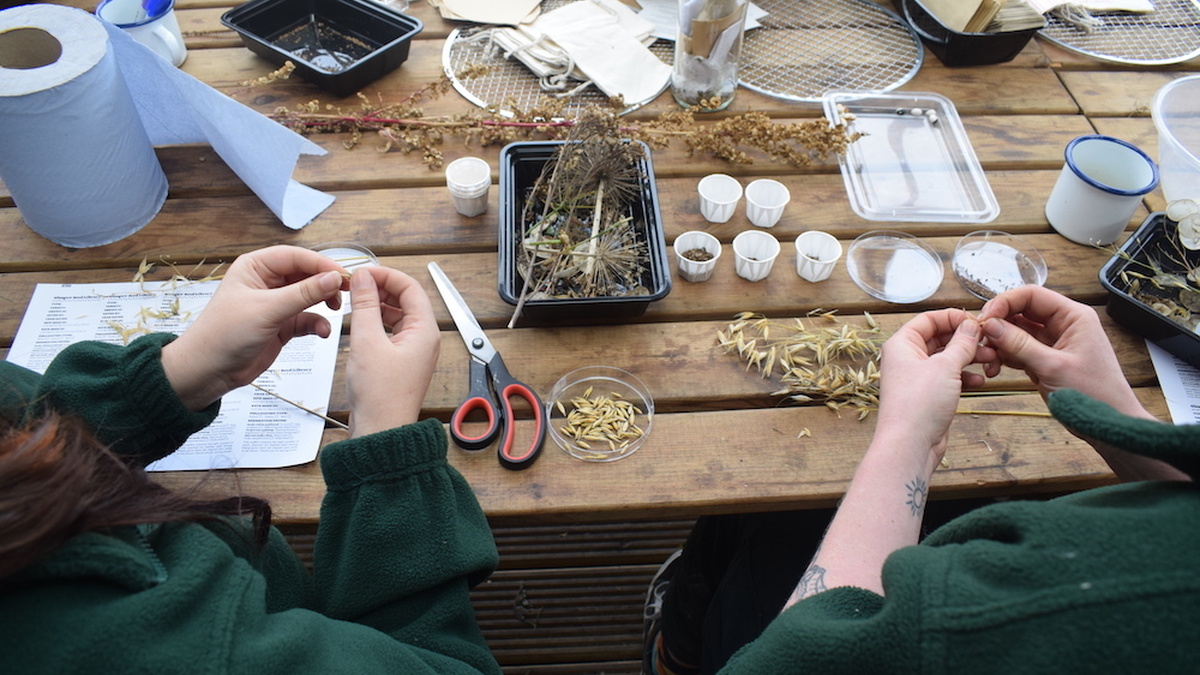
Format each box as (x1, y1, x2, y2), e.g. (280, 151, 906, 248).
(722, 392, 1200, 674)
(0, 334, 502, 674)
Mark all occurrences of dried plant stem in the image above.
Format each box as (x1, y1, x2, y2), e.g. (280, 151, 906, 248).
(584, 180, 605, 277)
(249, 382, 349, 430)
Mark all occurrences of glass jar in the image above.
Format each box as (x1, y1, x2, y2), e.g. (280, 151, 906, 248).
(671, 0, 749, 112)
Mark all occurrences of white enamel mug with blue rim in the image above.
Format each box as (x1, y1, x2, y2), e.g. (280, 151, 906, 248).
(1045, 134, 1159, 246)
(96, 0, 187, 67)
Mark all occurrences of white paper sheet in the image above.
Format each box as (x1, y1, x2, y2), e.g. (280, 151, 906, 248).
(1024, 0, 1154, 14)
(532, 0, 671, 103)
(637, 0, 768, 41)
(103, 22, 335, 230)
(1146, 340, 1200, 425)
(6, 281, 343, 471)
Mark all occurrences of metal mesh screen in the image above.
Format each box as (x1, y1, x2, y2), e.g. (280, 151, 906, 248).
(1039, 0, 1200, 65)
(739, 0, 924, 102)
(443, 0, 924, 114)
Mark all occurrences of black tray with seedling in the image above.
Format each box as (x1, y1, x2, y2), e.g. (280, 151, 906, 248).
(1100, 212, 1200, 368)
(498, 140, 671, 323)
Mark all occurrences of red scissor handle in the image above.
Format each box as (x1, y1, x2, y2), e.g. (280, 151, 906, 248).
(450, 395, 500, 450)
(496, 382, 546, 470)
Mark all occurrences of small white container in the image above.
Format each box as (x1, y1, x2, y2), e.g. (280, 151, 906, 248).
(698, 173, 742, 223)
(673, 230, 722, 282)
(1045, 135, 1158, 246)
(732, 229, 780, 282)
(446, 157, 491, 217)
(794, 231, 842, 282)
(745, 179, 790, 228)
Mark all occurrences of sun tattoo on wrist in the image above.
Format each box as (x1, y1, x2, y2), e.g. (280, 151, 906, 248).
(905, 476, 927, 517)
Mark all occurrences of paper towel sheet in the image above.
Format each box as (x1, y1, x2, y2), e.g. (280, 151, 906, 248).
(0, 4, 332, 249)
(102, 22, 334, 230)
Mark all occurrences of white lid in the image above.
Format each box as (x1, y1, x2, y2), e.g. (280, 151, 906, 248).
(824, 91, 1000, 223)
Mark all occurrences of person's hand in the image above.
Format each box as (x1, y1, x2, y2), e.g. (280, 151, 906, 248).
(976, 285, 1150, 419)
(162, 246, 348, 411)
(875, 308, 989, 463)
(344, 266, 441, 437)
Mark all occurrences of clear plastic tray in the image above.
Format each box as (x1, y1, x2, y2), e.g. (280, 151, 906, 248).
(824, 91, 999, 223)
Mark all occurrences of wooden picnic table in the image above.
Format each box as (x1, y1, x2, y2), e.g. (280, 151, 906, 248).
(4, 0, 1198, 528)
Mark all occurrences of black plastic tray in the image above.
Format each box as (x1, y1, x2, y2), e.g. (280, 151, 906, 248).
(498, 141, 671, 322)
(1100, 212, 1200, 368)
(901, 0, 1042, 66)
(221, 0, 421, 97)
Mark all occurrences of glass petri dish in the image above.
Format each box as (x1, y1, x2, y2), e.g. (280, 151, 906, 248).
(546, 366, 653, 463)
(846, 230, 943, 303)
(311, 242, 379, 313)
(952, 230, 1047, 300)
(312, 242, 379, 270)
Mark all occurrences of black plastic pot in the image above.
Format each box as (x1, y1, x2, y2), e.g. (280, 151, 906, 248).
(498, 141, 671, 322)
(221, 0, 422, 97)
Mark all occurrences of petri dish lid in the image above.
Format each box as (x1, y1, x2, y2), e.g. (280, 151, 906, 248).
(824, 91, 1000, 223)
(846, 231, 943, 303)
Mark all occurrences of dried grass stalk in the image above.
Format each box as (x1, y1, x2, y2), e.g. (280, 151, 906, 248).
(718, 310, 885, 420)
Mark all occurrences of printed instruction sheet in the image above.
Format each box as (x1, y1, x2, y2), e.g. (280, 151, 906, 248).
(6, 281, 342, 471)
(1146, 340, 1200, 425)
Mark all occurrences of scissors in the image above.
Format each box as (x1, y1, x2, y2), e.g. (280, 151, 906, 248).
(428, 262, 546, 470)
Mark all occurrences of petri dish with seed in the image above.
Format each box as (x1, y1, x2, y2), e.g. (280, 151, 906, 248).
(545, 366, 653, 462)
(952, 231, 1047, 300)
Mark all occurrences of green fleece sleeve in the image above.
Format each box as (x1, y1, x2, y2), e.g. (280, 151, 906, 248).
(33, 333, 218, 465)
(312, 418, 501, 673)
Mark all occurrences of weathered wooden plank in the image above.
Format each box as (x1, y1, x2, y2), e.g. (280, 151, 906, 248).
(0, 230, 1131, 342)
(0, 161, 1120, 275)
(152, 389, 1159, 524)
(1057, 71, 1180, 117)
(0, 112, 1095, 207)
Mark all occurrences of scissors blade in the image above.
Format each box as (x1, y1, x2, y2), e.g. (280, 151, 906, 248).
(427, 262, 497, 362)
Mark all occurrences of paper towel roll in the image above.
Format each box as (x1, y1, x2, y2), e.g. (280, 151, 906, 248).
(0, 4, 167, 248)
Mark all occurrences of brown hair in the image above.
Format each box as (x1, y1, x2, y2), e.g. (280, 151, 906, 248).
(0, 411, 271, 580)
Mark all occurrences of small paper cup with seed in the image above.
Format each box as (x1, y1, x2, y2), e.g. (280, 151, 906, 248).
(674, 230, 722, 282)
(546, 366, 654, 462)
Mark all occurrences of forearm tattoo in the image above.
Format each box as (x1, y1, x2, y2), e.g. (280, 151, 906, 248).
(796, 563, 828, 599)
(905, 476, 928, 517)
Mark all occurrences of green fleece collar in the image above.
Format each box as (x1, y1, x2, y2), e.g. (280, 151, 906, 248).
(1048, 389, 1200, 479)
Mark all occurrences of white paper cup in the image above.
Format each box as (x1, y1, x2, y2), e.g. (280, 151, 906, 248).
(97, 0, 187, 67)
(446, 157, 491, 217)
(698, 173, 742, 223)
(674, 230, 722, 282)
(745, 179, 790, 228)
(1045, 135, 1159, 246)
(794, 231, 842, 282)
(732, 230, 780, 282)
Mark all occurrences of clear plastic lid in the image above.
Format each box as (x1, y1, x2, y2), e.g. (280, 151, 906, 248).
(824, 91, 1000, 223)
(846, 230, 943, 303)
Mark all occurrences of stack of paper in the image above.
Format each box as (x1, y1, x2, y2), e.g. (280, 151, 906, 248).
(923, 0, 1152, 33)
